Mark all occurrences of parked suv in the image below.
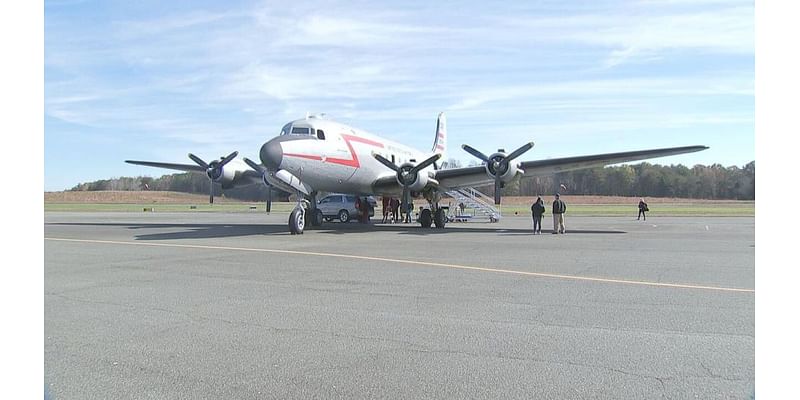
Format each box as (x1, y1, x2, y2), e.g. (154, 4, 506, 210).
(317, 194, 376, 223)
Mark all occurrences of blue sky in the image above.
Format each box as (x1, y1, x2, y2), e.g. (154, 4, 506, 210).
(44, 0, 754, 191)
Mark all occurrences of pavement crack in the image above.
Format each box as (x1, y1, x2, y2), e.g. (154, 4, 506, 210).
(699, 362, 746, 382)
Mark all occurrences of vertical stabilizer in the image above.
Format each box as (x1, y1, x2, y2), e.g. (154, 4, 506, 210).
(432, 112, 447, 163)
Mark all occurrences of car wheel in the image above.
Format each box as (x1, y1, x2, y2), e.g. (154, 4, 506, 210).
(312, 209, 323, 226)
(338, 209, 350, 223)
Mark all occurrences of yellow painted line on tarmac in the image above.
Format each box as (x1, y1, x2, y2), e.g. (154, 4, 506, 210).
(45, 237, 754, 293)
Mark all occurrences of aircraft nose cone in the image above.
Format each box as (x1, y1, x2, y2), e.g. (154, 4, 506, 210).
(260, 138, 283, 171)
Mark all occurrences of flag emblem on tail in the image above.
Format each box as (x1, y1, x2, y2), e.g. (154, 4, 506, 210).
(432, 112, 447, 158)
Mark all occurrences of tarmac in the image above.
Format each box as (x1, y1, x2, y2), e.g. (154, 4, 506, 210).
(44, 212, 754, 399)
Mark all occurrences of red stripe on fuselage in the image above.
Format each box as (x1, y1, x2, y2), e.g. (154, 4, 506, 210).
(283, 153, 322, 161)
(283, 133, 385, 169)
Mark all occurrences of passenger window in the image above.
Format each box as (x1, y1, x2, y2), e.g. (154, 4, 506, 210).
(317, 129, 325, 140)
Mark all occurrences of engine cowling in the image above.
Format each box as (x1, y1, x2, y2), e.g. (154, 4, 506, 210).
(485, 152, 521, 183)
(209, 160, 249, 189)
(396, 162, 429, 192)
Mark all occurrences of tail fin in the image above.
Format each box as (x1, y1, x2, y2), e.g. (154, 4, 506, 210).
(432, 112, 447, 162)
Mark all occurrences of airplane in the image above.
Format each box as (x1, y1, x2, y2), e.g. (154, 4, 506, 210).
(126, 113, 708, 234)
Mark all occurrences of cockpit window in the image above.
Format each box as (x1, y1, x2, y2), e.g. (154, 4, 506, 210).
(291, 127, 311, 135)
(317, 129, 325, 140)
(280, 123, 291, 136)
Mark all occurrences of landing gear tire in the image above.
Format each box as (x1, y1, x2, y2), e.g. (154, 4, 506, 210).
(311, 209, 323, 227)
(289, 208, 305, 235)
(419, 209, 432, 228)
(433, 208, 447, 229)
(338, 209, 350, 223)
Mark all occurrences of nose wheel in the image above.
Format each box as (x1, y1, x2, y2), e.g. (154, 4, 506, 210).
(289, 197, 310, 235)
(289, 207, 305, 234)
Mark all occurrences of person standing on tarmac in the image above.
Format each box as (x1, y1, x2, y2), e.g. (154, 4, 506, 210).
(381, 196, 390, 223)
(638, 198, 649, 221)
(390, 198, 400, 223)
(363, 197, 372, 223)
(531, 196, 545, 234)
(354, 196, 362, 222)
(552, 193, 566, 234)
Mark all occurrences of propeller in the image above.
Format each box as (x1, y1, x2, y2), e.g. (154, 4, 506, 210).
(372, 153, 441, 217)
(461, 142, 534, 205)
(243, 157, 273, 213)
(188, 151, 238, 204)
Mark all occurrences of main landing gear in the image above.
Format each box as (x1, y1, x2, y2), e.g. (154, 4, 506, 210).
(419, 191, 447, 229)
(418, 206, 447, 229)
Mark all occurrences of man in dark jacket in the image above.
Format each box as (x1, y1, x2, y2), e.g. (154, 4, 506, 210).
(638, 198, 648, 221)
(531, 196, 545, 234)
(552, 193, 566, 234)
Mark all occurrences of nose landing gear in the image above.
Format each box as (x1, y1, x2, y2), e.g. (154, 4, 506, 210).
(289, 197, 310, 235)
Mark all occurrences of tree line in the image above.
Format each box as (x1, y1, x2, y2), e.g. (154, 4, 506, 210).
(68, 161, 754, 200)
(494, 161, 755, 200)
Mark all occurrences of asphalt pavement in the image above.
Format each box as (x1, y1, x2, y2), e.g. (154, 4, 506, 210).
(44, 212, 755, 399)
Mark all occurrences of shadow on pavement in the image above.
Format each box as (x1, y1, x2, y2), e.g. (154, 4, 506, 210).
(46, 222, 626, 240)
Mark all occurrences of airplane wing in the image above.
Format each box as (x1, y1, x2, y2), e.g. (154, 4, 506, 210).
(125, 160, 206, 172)
(125, 159, 264, 188)
(371, 174, 404, 195)
(433, 145, 709, 189)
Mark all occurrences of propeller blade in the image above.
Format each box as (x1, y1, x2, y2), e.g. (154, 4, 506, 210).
(372, 153, 400, 172)
(410, 153, 441, 175)
(188, 153, 210, 169)
(243, 157, 265, 172)
(504, 142, 534, 163)
(209, 179, 214, 204)
(245, 156, 272, 212)
(402, 187, 410, 220)
(494, 177, 501, 205)
(266, 187, 272, 213)
(219, 151, 239, 167)
(462, 144, 490, 163)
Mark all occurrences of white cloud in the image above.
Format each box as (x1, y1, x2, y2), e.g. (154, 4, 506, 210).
(495, 2, 753, 67)
(44, 0, 754, 179)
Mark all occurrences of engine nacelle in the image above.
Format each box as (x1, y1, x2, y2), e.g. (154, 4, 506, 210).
(396, 162, 429, 192)
(485, 152, 521, 183)
(210, 160, 250, 189)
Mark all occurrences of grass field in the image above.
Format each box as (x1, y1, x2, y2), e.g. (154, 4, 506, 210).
(44, 191, 754, 216)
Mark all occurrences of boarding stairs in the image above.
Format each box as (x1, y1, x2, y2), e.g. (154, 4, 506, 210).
(444, 187, 501, 223)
